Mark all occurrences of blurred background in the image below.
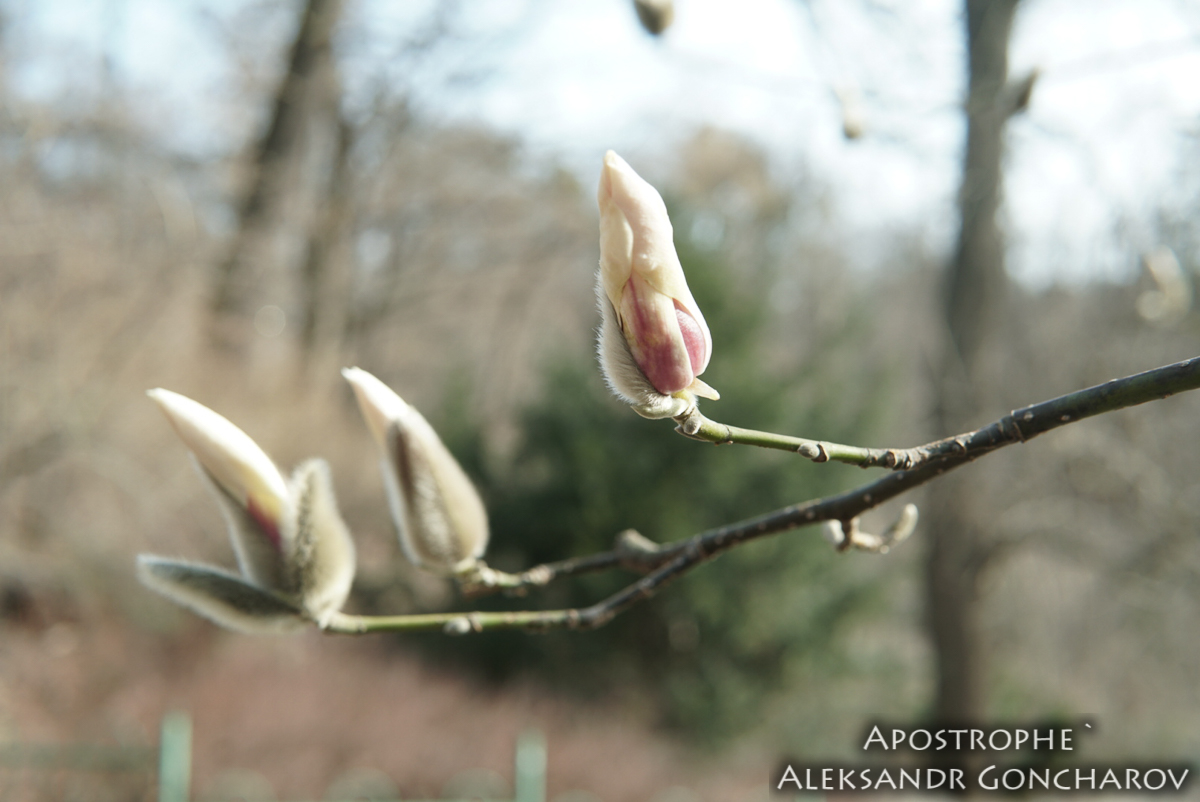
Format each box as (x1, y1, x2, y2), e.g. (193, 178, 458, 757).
(2, 0, 1200, 799)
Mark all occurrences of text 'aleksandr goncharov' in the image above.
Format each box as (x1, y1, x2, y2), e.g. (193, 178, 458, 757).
(771, 724, 1193, 794)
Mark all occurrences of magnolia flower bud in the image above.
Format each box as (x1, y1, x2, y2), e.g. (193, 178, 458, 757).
(596, 150, 719, 419)
(342, 367, 489, 576)
(1137, 246, 1191, 325)
(633, 0, 674, 36)
(147, 389, 291, 586)
(835, 84, 866, 141)
(140, 390, 356, 630)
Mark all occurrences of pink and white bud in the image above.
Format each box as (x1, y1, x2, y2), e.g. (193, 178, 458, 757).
(342, 368, 489, 576)
(148, 388, 292, 585)
(596, 150, 718, 419)
(143, 391, 356, 630)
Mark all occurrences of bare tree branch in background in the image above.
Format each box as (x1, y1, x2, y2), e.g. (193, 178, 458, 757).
(209, 0, 343, 349)
(299, 107, 354, 358)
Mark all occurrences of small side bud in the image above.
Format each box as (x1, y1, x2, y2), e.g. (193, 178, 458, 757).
(1003, 68, 1039, 117)
(137, 555, 306, 634)
(881, 504, 919, 549)
(1137, 247, 1191, 325)
(820, 521, 846, 548)
(823, 505, 919, 554)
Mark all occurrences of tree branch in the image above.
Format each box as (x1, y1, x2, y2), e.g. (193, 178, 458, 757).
(456, 529, 675, 597)
(673, 355, 1200, 470)
(322, 355, 1200, 634)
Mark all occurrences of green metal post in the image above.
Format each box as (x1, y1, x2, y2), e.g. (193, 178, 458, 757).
(158, 711, 192, 802)
(513, 730, 546, 802)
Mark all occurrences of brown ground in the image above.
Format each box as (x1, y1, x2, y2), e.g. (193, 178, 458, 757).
(0, 601, 775, 802)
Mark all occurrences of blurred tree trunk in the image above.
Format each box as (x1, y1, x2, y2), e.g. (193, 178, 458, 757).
(299, 112, 353, 356)
(926, 0, 1029, 726)
(208, 0, 343, 349)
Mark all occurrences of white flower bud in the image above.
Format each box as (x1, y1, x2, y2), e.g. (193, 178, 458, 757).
(142, 392, 356, 630)
(148, 388, 291, 585)
(342, 368, 489, 576)
(596, 151, 718, 419)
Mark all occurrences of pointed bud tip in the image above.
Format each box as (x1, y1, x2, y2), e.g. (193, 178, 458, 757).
(146, 387, 188, 412)
(599, 151, 648, 202)
(689, 378, 720, 401)
(342, 367, 409, 447)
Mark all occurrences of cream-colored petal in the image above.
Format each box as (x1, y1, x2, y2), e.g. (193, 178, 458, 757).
(148, 389, 290, 550)
(597, 153, 635, 310)
(195, 460, 288, 590)
(601, 152, 703, 311)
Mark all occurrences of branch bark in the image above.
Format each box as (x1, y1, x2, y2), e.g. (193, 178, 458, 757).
(673, 355, 1200, 470)
(322, 355, 1200, 633)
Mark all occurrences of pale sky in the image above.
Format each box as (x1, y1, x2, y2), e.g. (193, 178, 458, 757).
(9, 0, 1200, 286)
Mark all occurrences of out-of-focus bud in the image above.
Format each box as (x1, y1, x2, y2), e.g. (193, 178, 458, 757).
(596, 150, 719, 419)
(148, 389, 291, 587)
(140, 391, 356, 630)
(1137, 247, 1191, 325)
(342, 368, 489, 576)
(821, 504, 918, 554)
(835, 84, 866, 141)
(1002, 68, 1039, 117)
(633, 0, 674, 36)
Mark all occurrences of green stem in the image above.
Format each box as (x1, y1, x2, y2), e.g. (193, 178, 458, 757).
(677, 355, 1200, 470)
(325, 608, 583, 634)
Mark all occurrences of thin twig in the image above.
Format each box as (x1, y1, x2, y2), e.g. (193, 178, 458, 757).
(457, 530, 672, 597)
(674, 355, 1200, 470)
(326, 355, 1200, 634)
